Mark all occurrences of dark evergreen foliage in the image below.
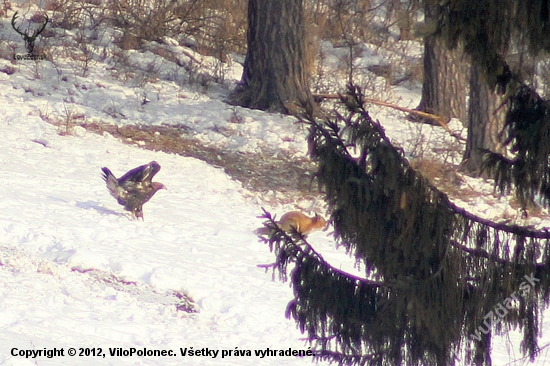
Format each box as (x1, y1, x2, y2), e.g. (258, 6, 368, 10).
(425, 0, 550, 209)
(258, 86, 550, 365)
(482, 86, 550, 208)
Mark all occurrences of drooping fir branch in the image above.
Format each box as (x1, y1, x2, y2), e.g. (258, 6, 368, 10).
(312, 85, 550, 241)
(256, 208, 383, 287)
(259, 204, 464, 365)
(482, 85, 550, 208)
(256, 208, 401, 365)
(260, 84, 550, 366)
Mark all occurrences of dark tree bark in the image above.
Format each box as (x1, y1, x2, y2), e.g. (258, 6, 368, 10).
(413, 4, 467, 123)
(229, 0, 316, 116)
(461, 64, 506, 175)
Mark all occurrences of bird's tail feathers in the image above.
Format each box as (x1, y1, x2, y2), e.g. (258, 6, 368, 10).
(101, 167, 113, 181)
(101, 167, 120, 193)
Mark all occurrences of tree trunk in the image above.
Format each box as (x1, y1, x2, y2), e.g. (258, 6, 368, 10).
(461, 64, 506, 175)
(229, 0, 316, 116)
(413, 4, 467, 124)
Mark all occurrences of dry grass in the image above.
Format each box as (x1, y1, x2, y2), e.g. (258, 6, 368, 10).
(6, 0, 427, 99)
(409, 157, 475, 199)
(72, 267, 197, 313)
(78, 121, 322, 205)
(410, 156, 550, 223)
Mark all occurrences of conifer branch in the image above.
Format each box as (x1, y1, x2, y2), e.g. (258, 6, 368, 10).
(257, 208, 384, 287)
(292, 84, 550, 365)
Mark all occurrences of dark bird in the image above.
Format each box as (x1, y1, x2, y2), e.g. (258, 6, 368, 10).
(101, 161, 166, 220)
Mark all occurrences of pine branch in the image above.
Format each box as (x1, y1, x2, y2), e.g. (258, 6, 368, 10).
(298, 84, 550, 365)
(257, 208, 384, 287)
(257, 84, 550, 366)
(482, 83, 550, 209)
(334, 86, 550, 242)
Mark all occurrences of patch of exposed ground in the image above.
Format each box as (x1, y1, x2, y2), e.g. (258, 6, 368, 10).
(79, 121, 323, 205)
(74, 268, 197, 313)
(60, 119, 546, 224)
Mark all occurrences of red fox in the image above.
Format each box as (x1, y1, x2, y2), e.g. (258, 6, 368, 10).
(256, 211, 326, 236)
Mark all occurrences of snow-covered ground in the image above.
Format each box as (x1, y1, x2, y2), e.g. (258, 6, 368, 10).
(0, 109, 336, 365)
(0, 4, 549, 365)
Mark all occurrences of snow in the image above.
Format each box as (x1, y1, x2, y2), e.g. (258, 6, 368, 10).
(0, 4, 549, 365)
(0, 114, 326, 365)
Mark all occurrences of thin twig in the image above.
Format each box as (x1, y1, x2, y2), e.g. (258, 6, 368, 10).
(314, 93, 466, 141)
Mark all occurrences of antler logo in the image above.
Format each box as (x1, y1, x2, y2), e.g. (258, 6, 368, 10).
(11, 11, 48, 55)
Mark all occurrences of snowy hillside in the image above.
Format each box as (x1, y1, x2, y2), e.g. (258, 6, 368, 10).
(0, 110, 334, 365)
(0, 3, 549, 366)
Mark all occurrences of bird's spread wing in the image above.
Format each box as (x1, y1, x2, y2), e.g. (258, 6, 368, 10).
(118, 161, 160, 186)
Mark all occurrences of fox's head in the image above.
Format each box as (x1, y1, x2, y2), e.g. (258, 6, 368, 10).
(313, 213, 327, 230)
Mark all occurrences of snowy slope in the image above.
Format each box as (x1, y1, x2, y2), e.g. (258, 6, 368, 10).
(0, 6, 549, 365)
(0, 112, 335, 365)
